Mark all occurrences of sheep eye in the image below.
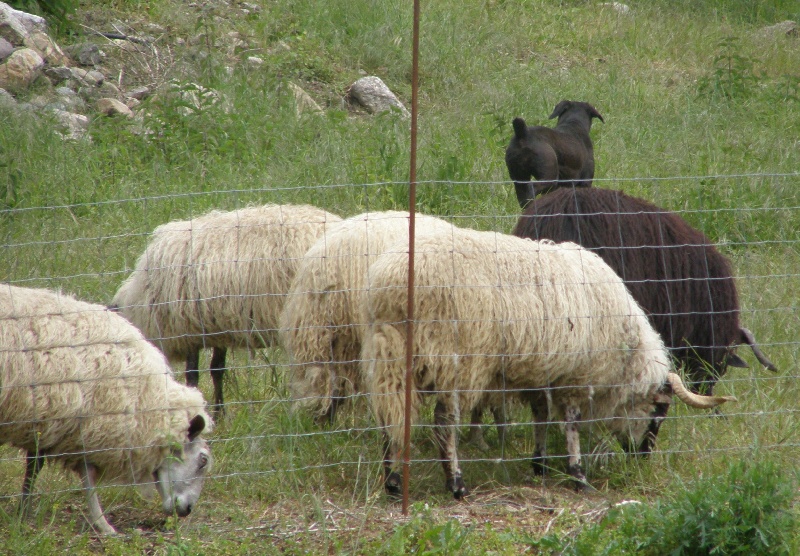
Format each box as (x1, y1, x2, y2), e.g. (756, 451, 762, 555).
(198, 453, 209, 469)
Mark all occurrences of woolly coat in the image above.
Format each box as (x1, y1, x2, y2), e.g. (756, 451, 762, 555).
(512, 187, 740, 388)
(280, 211, 455, 418)
(362, 228, 673, 449)
(112, 204, 342, 361)
(0, 284, 211, 485)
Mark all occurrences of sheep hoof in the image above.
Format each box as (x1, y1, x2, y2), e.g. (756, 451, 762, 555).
(567, 464, 595, 492)
(531, 454, 547, 476)
(384, 472, 402, 498)
(447, 477, 469, 500)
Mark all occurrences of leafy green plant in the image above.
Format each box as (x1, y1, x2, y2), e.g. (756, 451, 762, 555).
(698, 37, 761, 99)
(379, 504, 472, 555)
(532, 457, 799, 556)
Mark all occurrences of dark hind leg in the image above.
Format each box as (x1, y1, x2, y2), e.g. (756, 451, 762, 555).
(19, 449, 45, 515)
(210, 347, 227, 416)
(528, 391, 549, 476)
(466, 407, 490, 451)
(382, 435, 402, 498)
(185, 347, 201, 388)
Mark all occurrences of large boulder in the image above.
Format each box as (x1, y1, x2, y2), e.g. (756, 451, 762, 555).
(0, 47, 44, 92)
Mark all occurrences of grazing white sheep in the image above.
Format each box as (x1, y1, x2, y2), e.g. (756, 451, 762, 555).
(112, 204, 342, 413)
(280, 210, 456, 424)
(361, 228, 735, 498)
(0, 284, 213, 535)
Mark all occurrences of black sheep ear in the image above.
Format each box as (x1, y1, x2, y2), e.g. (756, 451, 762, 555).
(588, 105, 604, 123)
(549, 100, 571, 119)
(726, 353, 749, 369)
(187, 415, 206, 440)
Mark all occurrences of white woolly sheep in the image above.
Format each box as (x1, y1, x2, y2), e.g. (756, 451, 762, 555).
(280, 210, 457, 424)
(112, 204, 342, 414)
(361, 228, 735, 498)
(0, 284, 213, 535)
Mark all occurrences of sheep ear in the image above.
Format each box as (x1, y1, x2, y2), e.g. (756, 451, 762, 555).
(726, 353, 749, 369)
(589, 105, 604, 123)
(549, 100, 571, 119)
(187, 415, 206, 441)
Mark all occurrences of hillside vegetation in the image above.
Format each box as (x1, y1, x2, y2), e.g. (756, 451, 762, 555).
(1, 0, 798, 553)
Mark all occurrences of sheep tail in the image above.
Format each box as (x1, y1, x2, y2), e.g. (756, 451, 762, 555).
(512, 117, 527, 140)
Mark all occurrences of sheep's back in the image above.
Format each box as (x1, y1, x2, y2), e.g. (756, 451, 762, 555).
(115, 204, 342, 358)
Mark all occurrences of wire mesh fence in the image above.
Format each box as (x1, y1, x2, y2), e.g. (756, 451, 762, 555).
(0, 174, 798, 535)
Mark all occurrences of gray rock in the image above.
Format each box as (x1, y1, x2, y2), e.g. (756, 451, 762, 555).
(599, 2, 631, 14)
(52, 87, 86, 111)
(97, 97, 133, 117)
(98, 80, 121, 98)
(127, 86, 151, 100)
(759, 20, 797, 37)
(44, 65, 72, 85)
(85, 70, 105, 86)
(0, 3, 42, 46)
(24, 30, 68, 66)
(65, 42, 104, 67)
(0, 4, 47, 36)
(0, 86, 15, 107)
(288, 82, 323, 116)
(0, 36, 12, 61)
(50, 108, 90, 140)
(348, 76, 409, 117)
(0, 47, 44, 92)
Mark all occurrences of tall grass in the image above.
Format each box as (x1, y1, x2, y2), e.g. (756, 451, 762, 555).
(0, 0, 798, 552)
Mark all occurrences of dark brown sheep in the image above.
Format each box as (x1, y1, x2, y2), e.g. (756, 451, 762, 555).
(505, 100, 604, 208)
(512, 186, 776, 394)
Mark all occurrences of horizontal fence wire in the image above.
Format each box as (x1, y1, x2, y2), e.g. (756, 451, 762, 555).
(0, 174, 798, 534)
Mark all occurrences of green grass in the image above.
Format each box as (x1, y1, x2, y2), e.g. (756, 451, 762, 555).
(1, 0, 799, 552)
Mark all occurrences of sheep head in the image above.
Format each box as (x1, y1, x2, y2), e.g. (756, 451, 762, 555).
(549, 100, 604, 130)
(154, 414, 212, 517)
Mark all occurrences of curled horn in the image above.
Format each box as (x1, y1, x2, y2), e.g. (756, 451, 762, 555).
(667, 372, 737, 409)
(740, 328, 778, 372)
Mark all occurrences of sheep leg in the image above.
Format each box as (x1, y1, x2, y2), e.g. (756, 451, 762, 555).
(382, 436, 402, 498)
(466, 407, 490, 451)
(210, 347, 227, 416)
(77, 462, 117, 535)
(563, 403, 587, 489)
(185, 347, 201, 389)
(514, 182, 537, 208)
(433, 400, 468, 499)
(19, 449, 45, 515)
(529, 391, 549, 475)
(491, 403, 508, 447)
